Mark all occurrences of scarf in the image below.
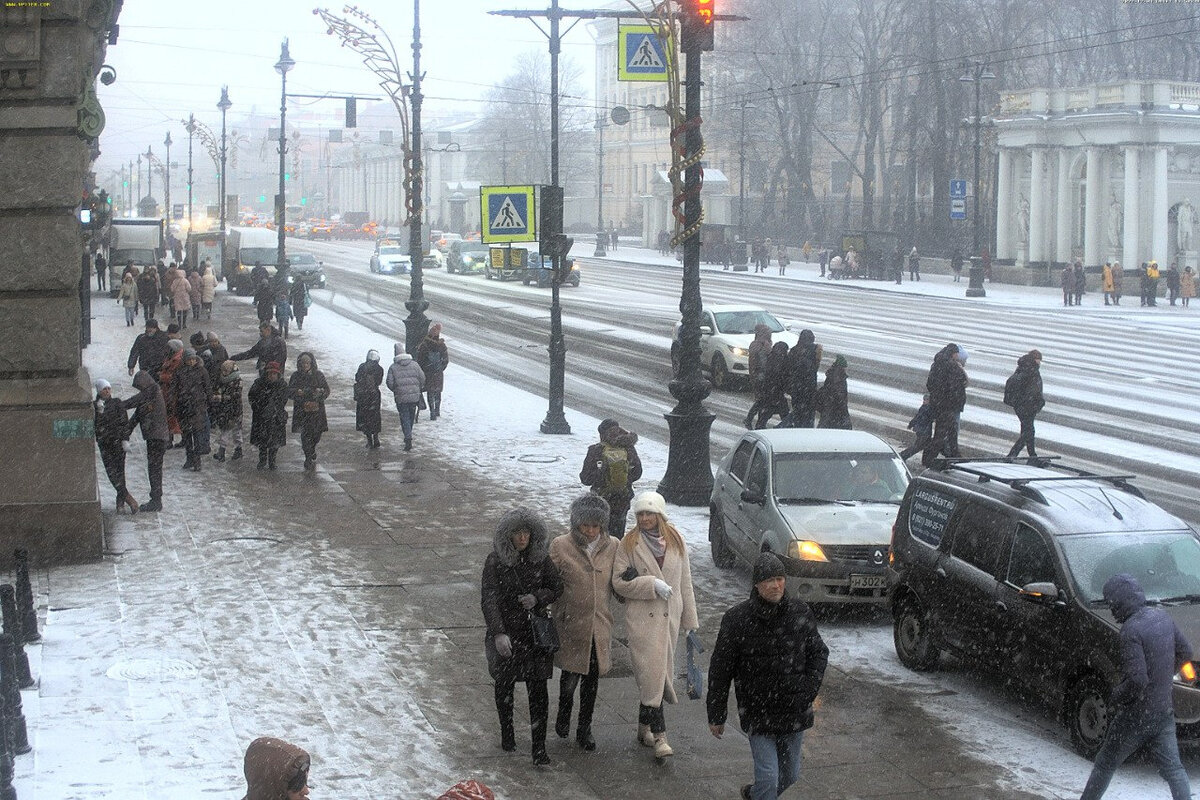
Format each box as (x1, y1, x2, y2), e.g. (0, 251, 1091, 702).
(640, 528, 666, 568)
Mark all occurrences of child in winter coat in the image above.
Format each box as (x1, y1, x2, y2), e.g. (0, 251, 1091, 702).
(898, 394, 933, 460)
(210, 360, 243, 462)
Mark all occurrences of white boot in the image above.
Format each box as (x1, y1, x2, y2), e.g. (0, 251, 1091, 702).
(653, 732, 673, 758)
(637, 723, 655, 747)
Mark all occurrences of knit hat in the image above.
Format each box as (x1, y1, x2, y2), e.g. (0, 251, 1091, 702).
(182, 348, 197, 360)
(167, 339, 184, 352)
(430, 322, 442, 336)
(598, 418, 620, 435)
(264, 361, 282, 375)
(833, 354, 847, 368)
(367, 349, 380, 362)
(752, 552, 786, 585)
(93, 378, 111, 394)
(570, 493, 611, 530)
(189, 332, 207, 347)
(145, 318, 159, 329)
(631, 491, 666, 518)
(956, 346, 969, 363)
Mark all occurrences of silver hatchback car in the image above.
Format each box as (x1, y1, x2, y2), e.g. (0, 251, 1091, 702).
(709, 429, 909, 605)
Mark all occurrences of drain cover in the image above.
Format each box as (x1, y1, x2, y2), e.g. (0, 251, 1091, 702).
(106, 658, 199, 682)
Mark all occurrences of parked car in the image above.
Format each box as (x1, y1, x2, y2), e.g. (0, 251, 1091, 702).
(445, 240, 489, 274)
(671, 304, 801, 389)
(370, 242, 411, 275)
(436, 232, 463, 254)
(520, 251, 580, 287)
(710, 429, 907, 606)
(888, 458, 1200, 758)
(287, 252, 326, 289)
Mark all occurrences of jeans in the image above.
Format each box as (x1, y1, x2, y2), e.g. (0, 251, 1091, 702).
(397, 402, 417, 441)
(748, 730, 804, 800)
(1080, 710, 1190, 800)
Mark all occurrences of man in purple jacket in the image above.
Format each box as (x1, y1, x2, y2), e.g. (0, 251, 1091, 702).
(1080, 573, 1192, 800)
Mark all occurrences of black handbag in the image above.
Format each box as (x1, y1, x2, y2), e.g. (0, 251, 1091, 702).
(529, 611, 560, 653)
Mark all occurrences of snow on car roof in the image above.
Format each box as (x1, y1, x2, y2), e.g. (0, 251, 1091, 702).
(744, 429, 897, 454)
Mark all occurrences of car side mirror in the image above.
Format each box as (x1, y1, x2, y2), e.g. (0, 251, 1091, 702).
(1019, 582, 1062, 603)
(740, 488, 766, 505)
(699, 325, 712, 335)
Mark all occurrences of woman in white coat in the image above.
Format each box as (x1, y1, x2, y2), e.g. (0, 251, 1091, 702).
(612, 491, 699, 760)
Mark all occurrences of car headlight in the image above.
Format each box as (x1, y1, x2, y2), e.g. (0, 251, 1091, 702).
(788, 540, 828, 562)
(1177, 662, 1198, 685)
(730, 346, 749, 357)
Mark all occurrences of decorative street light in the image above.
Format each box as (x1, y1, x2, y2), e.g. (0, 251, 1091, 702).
(737, 97, 755, 246)
(136, 153, 142, 210)
(959, 59, 995, 297)
(218, 86, 232, 274)
(275, 39, 295, 271)
(185, 113, 195, 229)
(594, 112, 607, 257)
(163, 131, 172, 230)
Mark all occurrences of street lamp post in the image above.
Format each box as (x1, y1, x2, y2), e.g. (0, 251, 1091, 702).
(136, 153, 141, 211)
(275, 39, 295, 271)
(163, 131, 172, 230)
(186, 113, 195, 230)
(960, 60, 994, 297)
(594, 113, 606, 257)
(404, 0, 430, 355)
(218, 86, 232, 277)
(737, 97, 754, 244)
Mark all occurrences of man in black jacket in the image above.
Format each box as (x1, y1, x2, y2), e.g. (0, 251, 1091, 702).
(126, 318, 171, 378)
(921, 343, 967, 467)
(230, 321, 288, 377)
(708, 553, 829, 800)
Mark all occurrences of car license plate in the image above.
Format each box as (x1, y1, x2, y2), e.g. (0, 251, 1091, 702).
(849, 574, 887, 590)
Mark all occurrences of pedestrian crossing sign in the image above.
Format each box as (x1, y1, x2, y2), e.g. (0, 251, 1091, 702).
(618, 25, 670, 82)
(481, 185, 536, 243)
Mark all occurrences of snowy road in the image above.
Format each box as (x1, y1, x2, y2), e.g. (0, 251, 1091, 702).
(291, 237, 1200, 528)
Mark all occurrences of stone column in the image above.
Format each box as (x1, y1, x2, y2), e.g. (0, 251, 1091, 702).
(1056, 149, 1073, 263)
(1028, 148, 1047, 263)
(1152, 147, 1169, 262)
(0, 2, 117, 566)
(995, 148, 1013, 260)
(1123, 146, 1140, 270)
(1084, 147, 1102, 267)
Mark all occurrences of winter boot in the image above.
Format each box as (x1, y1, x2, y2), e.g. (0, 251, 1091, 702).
(532, 746, 551, 766)
(577, 726, 596, 752)
(192, 458, 202, 472)
(637, 724, 655, 748)
(257, 448, 268, 470)
(231, 446, 243, 461)
(653, 732, 673, 759)
(555, 702, 572, 739)
(404, 438, 412, 452)
(267, 448, 278, 470)
(138, 498, 162, 513)
(123, 492, 140, 515)
(371, 433, 381, 449)
(213, 447, 226, 462)
(497, 695, 516, 752)
(181, 454, 195, 470)
(303, 457, 315, 471)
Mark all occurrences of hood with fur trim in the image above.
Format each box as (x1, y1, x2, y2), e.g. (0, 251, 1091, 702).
(241, 736, 309, 800)
(492, 507, 550, 566)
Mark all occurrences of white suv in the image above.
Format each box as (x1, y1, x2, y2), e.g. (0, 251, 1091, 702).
(671, 304, 800, 389)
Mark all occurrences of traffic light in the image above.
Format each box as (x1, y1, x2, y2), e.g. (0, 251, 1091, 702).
(680, 0, 715, 51)
(345, 97, 357, 129)
(299, 197, 307, 206)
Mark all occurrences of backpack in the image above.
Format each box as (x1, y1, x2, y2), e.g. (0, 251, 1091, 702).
(423, 348, 444, 373)
(1003, 372, 1021, 407)
(598, 444, 630, 496)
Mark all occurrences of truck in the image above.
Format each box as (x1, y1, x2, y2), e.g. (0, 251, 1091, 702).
(185, 231, 225, 281)
(225, 226, 279, 294)
(107, 218, 164, 297)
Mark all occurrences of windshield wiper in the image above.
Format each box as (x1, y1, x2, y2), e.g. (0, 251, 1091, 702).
(1156, 594, 1200, 605)
(778, 497, 837, 505)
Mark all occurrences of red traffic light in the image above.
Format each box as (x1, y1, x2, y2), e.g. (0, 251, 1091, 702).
(681, 0, 715, 51)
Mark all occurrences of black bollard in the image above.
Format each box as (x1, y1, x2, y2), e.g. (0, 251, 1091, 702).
(13, 550, 38, 644)
(0, 589, 32, 690)
(0, 693, 13, 800)
(0, 636, 30, 755)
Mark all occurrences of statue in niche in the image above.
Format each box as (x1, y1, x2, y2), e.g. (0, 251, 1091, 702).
(1016, 194, 1030, 243)
(1107, 196, 1123, 248)
(1179, 198, 1195, 252)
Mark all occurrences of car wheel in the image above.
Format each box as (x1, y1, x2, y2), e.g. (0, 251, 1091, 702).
(708, 506, 736, 568)
(893, 596, 940, 671)
(710, 355, 729, 389)
(522, 275, 530, 285)
(570, 277, 580, 287)
(1067, 674, 1110, 759)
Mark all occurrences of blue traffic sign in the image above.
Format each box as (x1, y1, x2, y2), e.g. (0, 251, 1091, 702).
(949, 179, 968, 199)
(618, 25, 669, 82)
(481, 185, 536, 243)
(950, 198, 967, 221)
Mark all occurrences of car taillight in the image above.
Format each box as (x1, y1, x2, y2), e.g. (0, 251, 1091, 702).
(1180, 662, 1197, 683)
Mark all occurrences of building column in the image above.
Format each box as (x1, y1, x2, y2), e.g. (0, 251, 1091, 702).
(0, 3, 114, 566)
(1152, 147, 1169, 262)
(1123, 147, 1140, 270)
(995, 148, 1013, 260)
(1084, 147, 1102, 267)
(1028, 148, 1046, 263)
(1056, 149, 1073, 263)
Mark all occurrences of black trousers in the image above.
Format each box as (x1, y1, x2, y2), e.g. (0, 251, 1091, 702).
(142, 300, 156, 321)
(922, 410, 960, 467)
(98, 443, 127, 497)
(145, 438, 166, 500)
(301, 428, 322, 460)
(558, 642, 600, 732)
(1007, 413, 1038, 458)
(495, 673, 549, 752)
(639, 703, 666, 734)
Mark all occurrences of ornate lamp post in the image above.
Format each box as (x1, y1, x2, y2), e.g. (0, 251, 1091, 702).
(959, 60, 995, 297)
(275, 39, 295, 270)
(185, 114, 195, 229)
(737, 97, 755, 245)
(218, 86, 232, 273)
(163, 131, 172, 228)
(594, 112, 607, 257)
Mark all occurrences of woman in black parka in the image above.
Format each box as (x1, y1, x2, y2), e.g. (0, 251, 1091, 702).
(248, 361, 288, 470)
(481, 508, 564, 766)
(353, 349, 384, 448)
(287, 351, 329, 471)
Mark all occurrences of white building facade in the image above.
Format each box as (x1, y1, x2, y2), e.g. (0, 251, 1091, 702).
(994, 81, 1200, 272)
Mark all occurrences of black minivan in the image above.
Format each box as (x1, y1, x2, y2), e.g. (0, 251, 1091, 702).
(888, 459, 1200, 757)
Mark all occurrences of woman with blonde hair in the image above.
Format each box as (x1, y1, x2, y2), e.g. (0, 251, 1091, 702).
(612, 491, 699, 761)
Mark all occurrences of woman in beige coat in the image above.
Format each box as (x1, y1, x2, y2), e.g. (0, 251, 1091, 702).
(612, 491, 699, 761)
(551, 493, 619, 752)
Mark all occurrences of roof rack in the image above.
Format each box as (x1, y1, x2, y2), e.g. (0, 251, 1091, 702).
(934, 458, 1145, 502)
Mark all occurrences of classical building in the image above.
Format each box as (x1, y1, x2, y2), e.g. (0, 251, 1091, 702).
(994, 81, 1200, 272)
(0, 2, 123, 565)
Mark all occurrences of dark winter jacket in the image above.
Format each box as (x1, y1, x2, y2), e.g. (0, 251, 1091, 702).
(815, 363, 851, 429)
(481, 508, 564, 681)
(1003, 356, 1044, 418)
(287, 353, 329, 434)
(123, 370, 168, 442)
(787, 331, 821, 409)
(248, 374, 288, 448)
(1103, 573, 1192, 717)
(707, 589, 829, 735)
(353, 360, 384, 434)
(205, 342, 230, 386)
(210, 371, 243, 429)
(415, 334, 449, 394)
(136, 270, 159, 306)
(747, 325, 773, 396)
(253, 281, 274, 323)
(174, 358, 212, 434)
(126, 329, 171, 375)
(289, 279, 309, 319)
(94, 395, 130, 448)
(230, 333, 287, 376)
(926, 344, 967, 415)
(580, 428, 643, 504)
(760, 341, 792, 414)
(907, 403, 934, 439)
(1073, 266, 1087, 293)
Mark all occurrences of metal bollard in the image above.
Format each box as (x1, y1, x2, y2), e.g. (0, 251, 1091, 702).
(0, 692, 13, 800)
(0, 636, 30, 755)
(13, 550, 38, 644)
(0, 589, 32, 690)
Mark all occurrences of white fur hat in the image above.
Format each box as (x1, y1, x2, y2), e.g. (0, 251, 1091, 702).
(631, 491, 666, 518)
